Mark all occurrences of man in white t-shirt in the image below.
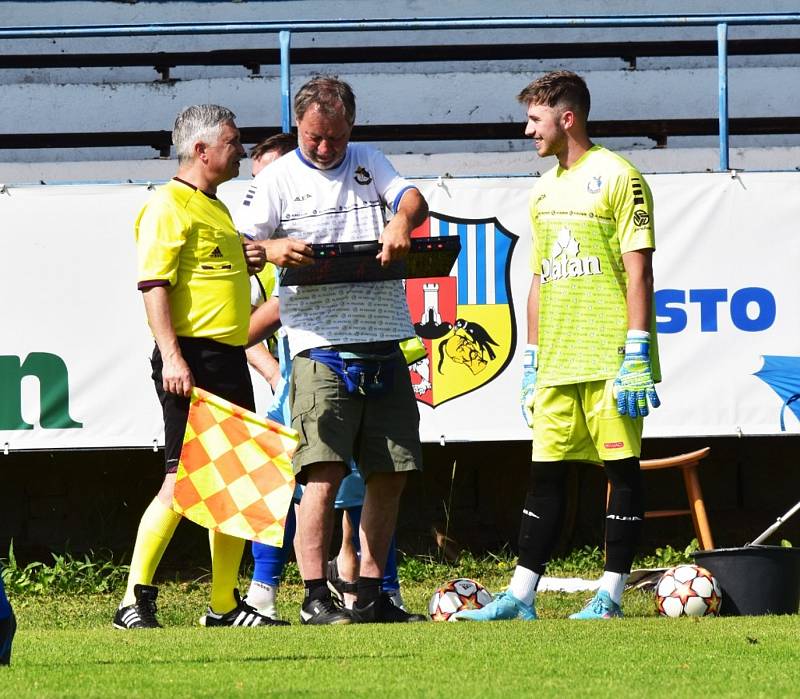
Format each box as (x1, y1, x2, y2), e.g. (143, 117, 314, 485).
(235, 76, 429, 625)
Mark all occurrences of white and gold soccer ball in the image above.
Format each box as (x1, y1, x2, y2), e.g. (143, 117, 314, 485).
(655, 564, 722, 618)
(428, 578, 493, 621)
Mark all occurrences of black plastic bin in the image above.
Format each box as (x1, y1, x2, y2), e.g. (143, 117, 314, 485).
(692, 546, 800, 616)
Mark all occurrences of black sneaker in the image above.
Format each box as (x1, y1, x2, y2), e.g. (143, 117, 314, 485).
(113, 584, 162, 629)
(351, 593, 427, 624)
(0, 611, 16, 666)
(300, 595, 352, 625)
(326, 558, 357, 602)
(203, 589, 290, 627)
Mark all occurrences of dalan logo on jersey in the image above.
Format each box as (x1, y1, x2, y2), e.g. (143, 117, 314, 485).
(405, 213, 517, 407)
(540, 227, 601, 284)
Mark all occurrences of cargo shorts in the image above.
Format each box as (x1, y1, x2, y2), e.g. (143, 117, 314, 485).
(288, 352, 423, 484)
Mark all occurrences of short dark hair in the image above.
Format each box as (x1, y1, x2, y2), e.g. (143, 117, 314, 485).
(249, 132, 298, 160)
(294, 75, 356, 125)
(517, 70, 590, 120)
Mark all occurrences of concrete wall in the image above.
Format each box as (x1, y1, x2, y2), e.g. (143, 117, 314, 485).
(1, 0, 799, 177)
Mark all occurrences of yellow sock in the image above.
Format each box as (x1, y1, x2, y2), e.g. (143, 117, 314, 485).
(121, 498, 181, 606)
(209, 530, 245, 614)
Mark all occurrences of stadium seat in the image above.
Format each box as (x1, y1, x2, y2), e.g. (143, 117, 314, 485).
(606, 447, 714, 550)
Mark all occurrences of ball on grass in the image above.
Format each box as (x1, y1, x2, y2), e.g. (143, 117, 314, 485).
(655, 564, 722, 617)
(428, 578, 493, 621)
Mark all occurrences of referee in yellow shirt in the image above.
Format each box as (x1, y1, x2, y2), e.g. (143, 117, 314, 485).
(114, 105, 285, 629)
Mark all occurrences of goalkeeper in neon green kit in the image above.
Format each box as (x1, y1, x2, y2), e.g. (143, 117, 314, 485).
(456, 70, 661, 621)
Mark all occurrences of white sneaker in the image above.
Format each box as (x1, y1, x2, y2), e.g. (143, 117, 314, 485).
(244, 581, 279, 620)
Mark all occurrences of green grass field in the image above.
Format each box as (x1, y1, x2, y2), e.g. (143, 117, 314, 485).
(4, 578, 800, 698)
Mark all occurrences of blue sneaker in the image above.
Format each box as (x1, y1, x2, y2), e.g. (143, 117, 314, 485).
(569, 590, 623, 620)
(452, 591, 537, 622)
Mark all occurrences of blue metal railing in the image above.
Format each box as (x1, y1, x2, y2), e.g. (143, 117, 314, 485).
(2, 13, 800, 170)
(717, 23, 730, 170)
(278, 30, 292, 134)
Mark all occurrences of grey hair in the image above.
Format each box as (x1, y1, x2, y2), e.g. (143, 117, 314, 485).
(172, 104, 237, 163)
(294, 76, 356, 125)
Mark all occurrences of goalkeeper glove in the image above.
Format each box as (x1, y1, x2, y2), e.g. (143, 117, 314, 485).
(613, 330, 661, 418)
(520, 344, 538, 428)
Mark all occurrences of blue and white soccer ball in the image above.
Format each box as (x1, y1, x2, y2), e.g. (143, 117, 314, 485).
(428, 578, 493, 621)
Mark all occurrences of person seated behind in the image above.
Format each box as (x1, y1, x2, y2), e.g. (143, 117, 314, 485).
(327, 467, 406, 611)
(250, 132, 298, 178)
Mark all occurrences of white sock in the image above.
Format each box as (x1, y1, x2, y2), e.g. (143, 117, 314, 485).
(598, 571, 628, 605)
(244, 580, 278, 618)
(508, 566, 540, 606)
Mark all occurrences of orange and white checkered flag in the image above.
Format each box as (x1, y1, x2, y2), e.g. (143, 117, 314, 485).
(173, 387, 298, 547)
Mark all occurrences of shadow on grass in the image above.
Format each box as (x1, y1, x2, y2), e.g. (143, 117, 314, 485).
(25, 652, 416, 667)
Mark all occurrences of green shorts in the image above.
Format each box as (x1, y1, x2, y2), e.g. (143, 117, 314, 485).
(531, 379, 643, 463)
(289, 353, 423, 483)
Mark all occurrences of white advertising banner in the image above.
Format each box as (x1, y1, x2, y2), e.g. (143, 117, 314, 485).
(1, 172, 798, 451)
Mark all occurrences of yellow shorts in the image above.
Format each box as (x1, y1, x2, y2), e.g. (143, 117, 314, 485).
(531, 380, 643, 463)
